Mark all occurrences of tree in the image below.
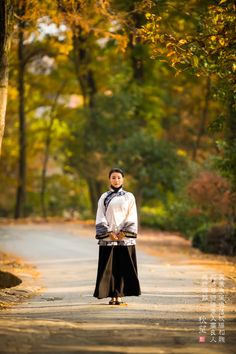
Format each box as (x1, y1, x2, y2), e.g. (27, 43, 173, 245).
(0, 0, 14, 155)
(40, 82, 66, 218)
(14, 1, 57, 218)
(14, 0, 27, 218)
(114, 130, 183, 210)
(57, 0, 122, 213)
(140, 0, 236, 187)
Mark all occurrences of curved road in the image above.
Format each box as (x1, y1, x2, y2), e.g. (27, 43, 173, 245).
(0, 223, 235, 354)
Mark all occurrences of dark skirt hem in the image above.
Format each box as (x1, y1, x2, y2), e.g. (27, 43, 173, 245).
(93, 293, 141, 299)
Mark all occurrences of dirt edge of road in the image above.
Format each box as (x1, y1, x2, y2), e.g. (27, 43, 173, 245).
(0, 250, 43, 311)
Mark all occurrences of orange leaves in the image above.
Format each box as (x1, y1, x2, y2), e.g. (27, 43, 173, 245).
(166, 51, 175, 57)
(111, 33, 129, 53)
(187, 171, 233, 219)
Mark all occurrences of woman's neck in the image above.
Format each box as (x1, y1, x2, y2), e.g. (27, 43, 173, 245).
(110, 185, 122, 193)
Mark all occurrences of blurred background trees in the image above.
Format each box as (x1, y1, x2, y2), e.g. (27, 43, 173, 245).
(0, 0, 235, 254)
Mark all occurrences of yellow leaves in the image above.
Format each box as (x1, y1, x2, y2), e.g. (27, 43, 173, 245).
(232, 63, 236, 72)
(145, 23, 155, 31)
(145, 13, 162, 21)
(113, 34, 128, 53)
(177, 149, 187, 157)
(211, 36, 216, 41)
(178, 39, 187, 45)
(57, 42, 72, 56)
(145, 13, 152, 20)
(170, 56, 181, 68)
(191, 55, 199, 67)
(212, 14, 220, 25)
(7, 86, 18, 100)
(158, 34, 165, 43)
(219, 38, 225, 46)
(219, 0, 228, 4)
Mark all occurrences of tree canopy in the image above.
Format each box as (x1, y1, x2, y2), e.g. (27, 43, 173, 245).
(0, 0, 235, 253)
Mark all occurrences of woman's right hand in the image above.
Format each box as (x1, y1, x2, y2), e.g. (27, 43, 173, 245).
(109, 232, 119, 241)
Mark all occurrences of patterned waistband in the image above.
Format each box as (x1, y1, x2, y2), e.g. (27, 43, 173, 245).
(98, 239, 136, 246)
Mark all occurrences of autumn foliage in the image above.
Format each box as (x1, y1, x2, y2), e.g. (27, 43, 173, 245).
(0, 0, 235, 254)
(187, 171, 235, 222)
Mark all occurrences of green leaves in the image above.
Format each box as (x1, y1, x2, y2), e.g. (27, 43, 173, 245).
(219, 0, 228, 4)
(114, 130, 184, 202)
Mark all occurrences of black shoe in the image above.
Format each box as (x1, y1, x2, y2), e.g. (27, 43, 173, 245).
(109, 299, 116, 305)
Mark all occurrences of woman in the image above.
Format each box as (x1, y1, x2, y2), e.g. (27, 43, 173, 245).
(93, 167, 141, 305)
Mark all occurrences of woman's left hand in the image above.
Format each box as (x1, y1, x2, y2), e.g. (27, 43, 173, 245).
(117, 231, 125, 240)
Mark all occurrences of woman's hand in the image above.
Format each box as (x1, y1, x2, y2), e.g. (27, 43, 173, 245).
(117, 231, 125, 240)
(109, 232, 119, 241)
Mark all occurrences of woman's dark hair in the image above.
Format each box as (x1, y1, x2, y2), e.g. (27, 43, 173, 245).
(109, 167, 124, 178)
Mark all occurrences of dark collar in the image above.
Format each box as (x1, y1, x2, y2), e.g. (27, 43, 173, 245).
(110, 186, 123, 193)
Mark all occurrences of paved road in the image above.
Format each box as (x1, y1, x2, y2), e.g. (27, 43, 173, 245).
(0, 224, 235, 354)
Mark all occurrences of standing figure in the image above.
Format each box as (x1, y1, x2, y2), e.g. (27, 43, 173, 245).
(93, 167, 141, 305)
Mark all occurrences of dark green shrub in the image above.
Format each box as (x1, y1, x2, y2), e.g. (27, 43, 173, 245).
(192, 223, 236, 255)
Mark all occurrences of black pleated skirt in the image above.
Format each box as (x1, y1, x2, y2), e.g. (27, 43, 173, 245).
(93, 245, 141, 299)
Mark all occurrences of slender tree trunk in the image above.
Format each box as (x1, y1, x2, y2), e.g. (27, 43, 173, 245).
(87, 179, 96, 216)
(40, 111, 56, 220)
(226, 94, 236, 224)
(226, 93, 236, 145)
(72, 29, 87, 105)
(128, 13, 146, 128)
(129, 31, 144, 83)
(135, 188, 143, 230)
(0, 52, 8, 156)
(40, 82, 66, 218)
(0, 0, 14, 156)
(72, 27, 97, 108)
(192, 77, 211, 160)
(227, 93, 236, 193)
(15, 4, 26, 219)
(87, 178, 103, 216)
(72, 25, 101, 213)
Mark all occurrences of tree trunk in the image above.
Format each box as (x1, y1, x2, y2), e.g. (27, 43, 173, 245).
(128, 12, 146, 129)
(87, 178, 103, 217)
(129, 31, 144, 83)
(40, 82, 66, 218)
(72, 27, 97, 108)
(0, 0, 14, 156)
(72, 25, 100, 214)
(40, 110, 55, 220)
(226, 93, 236, 145)
(226, 92, 236, 194)
(226, 93, 236, 224)
(134, 188, 143, 230)
(192, 77, 211, 160)
(15, 3, 26, 219)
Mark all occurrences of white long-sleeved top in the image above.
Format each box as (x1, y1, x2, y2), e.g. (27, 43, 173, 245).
(95, 188, 138, 246)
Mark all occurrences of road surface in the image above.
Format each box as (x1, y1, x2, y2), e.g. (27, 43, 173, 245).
(0, 223, 235, 354)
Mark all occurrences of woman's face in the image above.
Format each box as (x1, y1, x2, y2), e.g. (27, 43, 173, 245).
(109, 172, 124, 188)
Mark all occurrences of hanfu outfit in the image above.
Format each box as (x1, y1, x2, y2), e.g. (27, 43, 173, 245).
(93, 187, 141, 299)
